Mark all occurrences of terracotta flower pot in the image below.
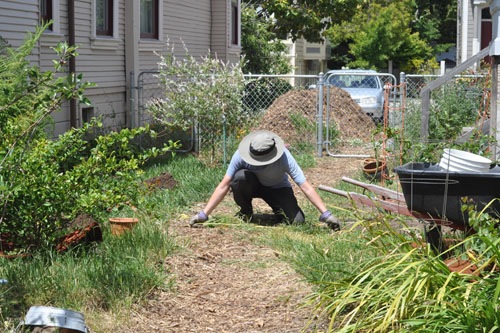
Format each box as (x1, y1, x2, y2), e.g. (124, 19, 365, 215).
(109, 217, 139, 236)
(362, 158, 387, 180)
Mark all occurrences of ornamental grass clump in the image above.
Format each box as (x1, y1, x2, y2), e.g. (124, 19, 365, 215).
(311, 212, 500, 332)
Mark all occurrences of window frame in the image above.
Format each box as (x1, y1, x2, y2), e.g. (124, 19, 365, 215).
(140, 0, 159, 40)
(40, 0, 53, 30)
(96, 0, 114, 36)
(230, 0, 240, 46)
(40, 0, 60, 34)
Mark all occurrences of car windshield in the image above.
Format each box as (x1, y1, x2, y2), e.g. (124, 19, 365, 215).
(328, 75, 380, 89)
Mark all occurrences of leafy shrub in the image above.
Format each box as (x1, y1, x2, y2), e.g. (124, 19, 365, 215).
(146, 42, 251, 160)
(397, 75, 493, 163)
(0, 25, 178, 251)
(312, 214, 500, 332)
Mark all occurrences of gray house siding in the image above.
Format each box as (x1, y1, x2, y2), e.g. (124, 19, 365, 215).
(0, 0, 39, 64)
(0, 0, 240, 136)
(139, 0, 212, 72)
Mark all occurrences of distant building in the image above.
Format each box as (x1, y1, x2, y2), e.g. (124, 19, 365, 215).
(283, 37, 331, 75)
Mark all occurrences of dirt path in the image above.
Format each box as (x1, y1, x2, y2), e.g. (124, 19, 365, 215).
(115, 157, 365, 332)
(121, 221, 327, 332)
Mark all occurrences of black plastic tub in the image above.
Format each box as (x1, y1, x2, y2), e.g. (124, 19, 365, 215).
(394, 162, 500, 227)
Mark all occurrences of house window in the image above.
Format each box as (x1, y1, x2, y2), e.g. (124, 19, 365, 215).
(96, 0, 113, 36)
(140, 0, 159, 39)
(40, 0, 53, 30)
(231, 0, 239, 45)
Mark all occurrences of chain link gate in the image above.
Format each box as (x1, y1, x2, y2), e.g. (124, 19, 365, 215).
(316, 71, 398, 159)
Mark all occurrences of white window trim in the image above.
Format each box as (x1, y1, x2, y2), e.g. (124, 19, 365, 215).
(90, 0, 120, 49)
(52, 0, 60, 33)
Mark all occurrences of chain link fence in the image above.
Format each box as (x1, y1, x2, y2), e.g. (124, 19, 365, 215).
(135, 70, 195, 152)
(396, 72, 490, 163)
(134, 70, 491, 164)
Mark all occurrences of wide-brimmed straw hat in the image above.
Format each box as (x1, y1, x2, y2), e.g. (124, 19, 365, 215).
(238, 130, 285, 166)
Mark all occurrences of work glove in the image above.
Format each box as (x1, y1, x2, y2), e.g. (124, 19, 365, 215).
(319, 210, 341, 231)
(189, 210, 208, 227)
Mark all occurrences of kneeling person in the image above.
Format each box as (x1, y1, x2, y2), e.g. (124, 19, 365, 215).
(189, 130, 340, 229)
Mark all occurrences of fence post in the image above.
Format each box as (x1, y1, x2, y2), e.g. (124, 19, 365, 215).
(317, 73, 324, 157)
(491, 56, 500, 159)
(420, 90, 430, 141)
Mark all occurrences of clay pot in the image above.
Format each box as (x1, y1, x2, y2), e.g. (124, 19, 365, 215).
(362, 158, 387, 180)
(444, 257, 478, 275)
(109, 217, 139, 236)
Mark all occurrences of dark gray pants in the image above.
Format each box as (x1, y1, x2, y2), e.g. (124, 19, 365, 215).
(230, 169, 305, 223)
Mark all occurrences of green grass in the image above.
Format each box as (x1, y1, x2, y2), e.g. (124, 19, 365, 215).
(3, 153, 500, 332)
(0, 154, 224, 330)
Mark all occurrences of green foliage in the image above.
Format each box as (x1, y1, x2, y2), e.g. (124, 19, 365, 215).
(241, 4, 291, 74)
(2, 117, 178, 250)
(0, 155, 223, 329)
(256, 0, 360, 42)
(324, 0, 455, 71)
(395, 76, 494, 163)
(412, 0, 457, 55)
(429, 86, 482, 141)
(147, 42, 251, 159)
(341, 1, 433, 71)
(264, 227, 371, 285)
(0, 219, 176, 326)
(0, 25, 179, 251)
(309, 214, 500, 332)
(0, 26, 92, 149)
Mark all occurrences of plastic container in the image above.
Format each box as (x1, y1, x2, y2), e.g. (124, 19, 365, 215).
(438, 158, 489, 173)
(22, 306, 88, 332)
(394, 162, 500, 227)
(439, 149, 492, 173)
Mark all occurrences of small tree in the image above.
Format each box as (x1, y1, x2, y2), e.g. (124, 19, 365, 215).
(147, 43, 250, 161)
(241, 2, 291, 75)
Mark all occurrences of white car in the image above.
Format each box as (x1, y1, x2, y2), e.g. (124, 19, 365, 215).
(324, 69, 385, 122)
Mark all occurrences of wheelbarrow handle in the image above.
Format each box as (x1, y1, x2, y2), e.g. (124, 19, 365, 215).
(341, 176, 406, 202)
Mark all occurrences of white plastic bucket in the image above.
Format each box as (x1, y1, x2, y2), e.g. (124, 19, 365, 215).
(440, 149, 492, 173)
(22, 306, 88, 332)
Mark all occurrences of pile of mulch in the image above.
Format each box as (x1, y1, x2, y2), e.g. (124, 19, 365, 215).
(257, 87, 377, 146)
